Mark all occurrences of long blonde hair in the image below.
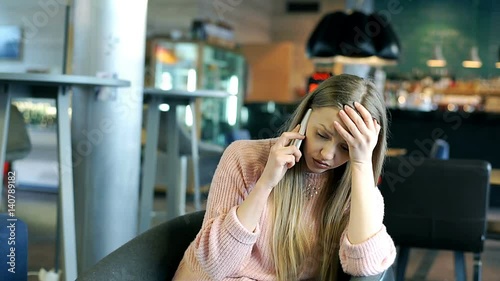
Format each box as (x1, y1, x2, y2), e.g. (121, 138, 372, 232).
(271, 74, 388, 280)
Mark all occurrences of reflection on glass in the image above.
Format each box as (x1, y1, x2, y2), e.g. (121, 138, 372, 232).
(187, 69, 197, 92)
(185, 105, 193, 127)
(226, 75, 239, 126)
(160, 72, 173, 90)
(159, 103, 170, 112)
(149, 39, 246, 146)
(13, 99, 57, 128)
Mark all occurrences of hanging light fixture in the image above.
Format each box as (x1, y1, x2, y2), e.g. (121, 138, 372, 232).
(306, 10, 401, 66)
(426, 45, 446, 67)
(496, 46, 500, 69)
(463, 1, 482, 69)
(462, 46, 482, 68)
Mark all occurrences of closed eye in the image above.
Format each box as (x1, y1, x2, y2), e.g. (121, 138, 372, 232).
(317, 132, 329, 139)
(341, 144, 349, 151)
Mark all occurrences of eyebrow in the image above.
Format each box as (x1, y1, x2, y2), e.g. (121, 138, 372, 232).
(319, 124, 337, 137)
(319, 123, 348, 144)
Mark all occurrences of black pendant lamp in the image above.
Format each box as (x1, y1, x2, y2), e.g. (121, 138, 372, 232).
(307, 11, 401, 66)
(306, 11, 347, 58)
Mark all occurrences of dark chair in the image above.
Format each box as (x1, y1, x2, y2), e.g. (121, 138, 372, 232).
(379, 157, 491, 281)
(225, 129, 251, 145)
(395, 139, 452, 279)
(77, 211, 395, 281)
(429, 139, 450, 160)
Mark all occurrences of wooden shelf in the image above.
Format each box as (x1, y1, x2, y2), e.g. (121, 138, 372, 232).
(492, 169, 500, 186)
(433, 88, 500, 96)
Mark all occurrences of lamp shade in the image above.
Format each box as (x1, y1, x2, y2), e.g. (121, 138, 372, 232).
(306, 10, 400, 66)
(426, 45, 447, 67)
(368, 12, 400, 60)
(496, 46, 500, 68)
(340, 11, 377, 58)
(306, 11, 347, 58)
(462, 46, 482, 68)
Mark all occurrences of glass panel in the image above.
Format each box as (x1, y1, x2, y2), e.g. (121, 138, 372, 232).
(153, 41, 198, 91)
(152, 41, 198, 134)
(201, 44, 245, 146)
(150, 40, 246, 147)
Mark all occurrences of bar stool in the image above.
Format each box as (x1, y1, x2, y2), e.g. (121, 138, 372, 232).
(154, 117, 224, 205)
(139, 106, 225, 233)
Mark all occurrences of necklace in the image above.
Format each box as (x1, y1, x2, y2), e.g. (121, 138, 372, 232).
(305, 183, 321, 200)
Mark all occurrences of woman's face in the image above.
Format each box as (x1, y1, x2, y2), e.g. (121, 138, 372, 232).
(302, 107, 350, 173)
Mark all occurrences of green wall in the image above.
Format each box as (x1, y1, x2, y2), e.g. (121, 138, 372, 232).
(375, 0, 500, 79)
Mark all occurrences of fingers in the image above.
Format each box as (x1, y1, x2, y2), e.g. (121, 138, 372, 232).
(272, 146, 302, 168)
(339, 107, 363, 139)
(283, 145, 302, 162)
(340, 103, 381, 138)
(276, 125, 305, 147)
(282, 153, 300, 169)
(336, 103, 382, 146)
(354, 102, 375, 131)
(272, 145, 302, 161)
(374, 118, 381, 135)
(334, 120, 354, 144)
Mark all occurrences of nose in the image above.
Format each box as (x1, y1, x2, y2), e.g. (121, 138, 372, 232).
(320, 144, 335, 160)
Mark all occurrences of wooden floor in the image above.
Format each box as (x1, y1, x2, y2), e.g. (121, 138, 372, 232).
(11, 189, 500, 281)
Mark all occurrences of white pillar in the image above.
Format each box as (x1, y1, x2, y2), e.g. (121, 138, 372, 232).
(71, 0, 148, 272)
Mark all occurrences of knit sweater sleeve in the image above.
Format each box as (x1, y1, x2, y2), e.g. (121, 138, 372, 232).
(338, 187, 397, 276)
(186, 140, 267, 280)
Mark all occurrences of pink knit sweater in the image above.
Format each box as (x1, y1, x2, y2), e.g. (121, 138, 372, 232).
(173, 139, 396, 280)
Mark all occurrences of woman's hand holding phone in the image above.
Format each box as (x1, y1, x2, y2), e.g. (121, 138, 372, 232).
(257, 125, 304, 190)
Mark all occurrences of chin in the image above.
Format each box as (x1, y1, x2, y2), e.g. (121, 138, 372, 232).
(304, 160, 315, 173)
(305, 158, 328, 174)
(311, 168, 328, 174)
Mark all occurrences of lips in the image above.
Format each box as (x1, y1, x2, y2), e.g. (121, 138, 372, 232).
(313, 158, 330, 169)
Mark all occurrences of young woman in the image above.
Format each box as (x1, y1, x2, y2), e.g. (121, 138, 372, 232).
(173, 74, 396, 280)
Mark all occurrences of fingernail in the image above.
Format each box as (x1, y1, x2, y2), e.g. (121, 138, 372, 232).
(354, 102, 360, 107)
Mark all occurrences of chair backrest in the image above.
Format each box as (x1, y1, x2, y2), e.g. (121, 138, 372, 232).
(77, 209, 397, 281)
(429, 139, 449, 160)
(77, 210, 205, 281)
(164, 211, 205, 279)
(379, 157, 490, 253)
(225, 129, 251, 145)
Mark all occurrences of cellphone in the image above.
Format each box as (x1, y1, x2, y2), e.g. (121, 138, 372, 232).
(290, 108, 312, 149)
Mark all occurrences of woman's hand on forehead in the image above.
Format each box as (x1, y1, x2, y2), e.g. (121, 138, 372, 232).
(333, 102, 381, 164)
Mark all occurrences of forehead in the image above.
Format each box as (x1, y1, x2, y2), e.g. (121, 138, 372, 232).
(308, 107, 348, 140)
(310, 107, 342, 125)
